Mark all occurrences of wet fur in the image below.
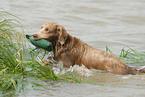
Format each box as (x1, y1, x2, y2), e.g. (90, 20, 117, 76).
(33, 22, 145, 75)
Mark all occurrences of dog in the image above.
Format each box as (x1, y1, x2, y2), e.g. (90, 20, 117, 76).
(32, 21, 145, 75)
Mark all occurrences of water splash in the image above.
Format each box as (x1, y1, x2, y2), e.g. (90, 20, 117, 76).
(66, 65, 96, 77)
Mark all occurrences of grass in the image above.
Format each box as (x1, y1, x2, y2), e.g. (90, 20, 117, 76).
(0, 10, 81, 96)
(0, 9, 145, 96)
(106, 46, 145, 65)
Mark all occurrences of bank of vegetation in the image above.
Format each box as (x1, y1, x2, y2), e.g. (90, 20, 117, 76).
(0, 10, 79, 96)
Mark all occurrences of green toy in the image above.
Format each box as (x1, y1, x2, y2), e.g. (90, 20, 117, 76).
(26, 35, 52, 51)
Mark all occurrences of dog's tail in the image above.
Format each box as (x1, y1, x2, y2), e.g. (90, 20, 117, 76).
(128, 66, 145, 75)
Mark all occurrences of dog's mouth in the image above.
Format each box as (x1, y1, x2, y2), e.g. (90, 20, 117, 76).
(32, 34, 50, 41)
(26, 34, 53, 51)
(33, 37, 40, 40)
(33, 34, 41, 40)
(26, 34, 41, 41)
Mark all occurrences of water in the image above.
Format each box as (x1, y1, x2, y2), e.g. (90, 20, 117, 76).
(1, 0, 145, 96)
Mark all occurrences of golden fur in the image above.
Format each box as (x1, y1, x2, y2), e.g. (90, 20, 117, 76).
(33, 22, 145, 75)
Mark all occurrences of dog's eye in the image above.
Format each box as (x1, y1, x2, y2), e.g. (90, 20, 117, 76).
(46, 28, 49, 31)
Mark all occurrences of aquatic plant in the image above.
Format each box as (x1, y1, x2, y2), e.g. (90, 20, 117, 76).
(0, 10, 80, 96)
(0, 10, 24, 96)
(106, 46, 145, 65)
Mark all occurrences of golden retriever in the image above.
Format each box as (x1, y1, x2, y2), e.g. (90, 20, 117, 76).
(33, 21, 145, 75)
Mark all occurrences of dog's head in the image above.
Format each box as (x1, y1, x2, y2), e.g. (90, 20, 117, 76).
(33, 22, 68, 46)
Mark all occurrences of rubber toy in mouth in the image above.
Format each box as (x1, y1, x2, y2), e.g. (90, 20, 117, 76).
(26, 35, 52, 51)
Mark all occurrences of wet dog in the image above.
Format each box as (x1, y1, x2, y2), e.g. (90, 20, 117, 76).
(33, 21, 145, 75)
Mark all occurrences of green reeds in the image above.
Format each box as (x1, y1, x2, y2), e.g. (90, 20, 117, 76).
(0, 10, 80, 96)
(0, 9, 26, 95)
(106, 46, 145, 65)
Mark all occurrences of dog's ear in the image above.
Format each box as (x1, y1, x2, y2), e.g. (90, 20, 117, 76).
(57, 25, 68, 46)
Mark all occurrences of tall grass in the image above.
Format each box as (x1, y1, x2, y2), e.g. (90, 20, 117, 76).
(0, 10, 80, 96)
(106, 46, 145, 65)
(0, 10, 25, 94)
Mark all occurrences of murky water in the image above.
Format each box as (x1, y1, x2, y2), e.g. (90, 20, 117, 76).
(1, 0, 145, 97)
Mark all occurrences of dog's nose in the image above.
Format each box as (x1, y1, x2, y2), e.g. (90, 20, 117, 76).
(33, 34, 38, 38)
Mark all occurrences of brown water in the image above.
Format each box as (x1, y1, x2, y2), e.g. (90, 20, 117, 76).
(1, 0, 145, 97)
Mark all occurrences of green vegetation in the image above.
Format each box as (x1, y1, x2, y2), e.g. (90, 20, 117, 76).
(106, 46, 145, 65)
(0, 10, 145, 97)
(0, 10, 80, 96)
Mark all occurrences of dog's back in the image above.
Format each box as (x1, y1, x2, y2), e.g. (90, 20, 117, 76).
(61, 36, 139, 75)
(81, 45, 129, 74)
